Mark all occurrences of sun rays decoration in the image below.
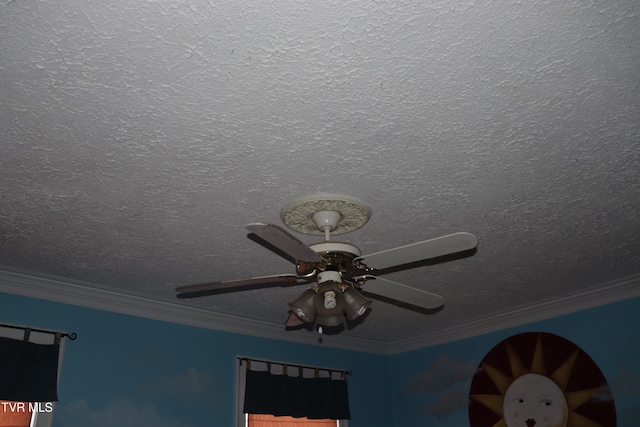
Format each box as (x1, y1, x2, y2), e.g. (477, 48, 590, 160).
(469, 332, 616, 427)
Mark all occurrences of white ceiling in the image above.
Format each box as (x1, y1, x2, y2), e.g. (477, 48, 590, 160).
(1, 0, 639, 347)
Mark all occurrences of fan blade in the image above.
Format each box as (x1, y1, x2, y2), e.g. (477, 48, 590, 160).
(176, 274, 310, 299)
(355, 232, 478, 270)
(247, 223, 324, 263)
(358, 275, 444, 309)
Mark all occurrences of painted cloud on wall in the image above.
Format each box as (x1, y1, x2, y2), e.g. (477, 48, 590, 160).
(610, 364, 640, 427)
(403, 354, 475, 394)
(612, 364, 640, 396)
(402, 354, 476, 418)
(56, 398, 193, 427)
(420, 388, 469, 419)
(139, 367, 220, 405)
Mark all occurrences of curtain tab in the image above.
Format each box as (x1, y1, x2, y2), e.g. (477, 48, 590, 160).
(54, 332, 62, 345)
(23, 328, 31, 342)
(314, 368, 319, 378)
(283, 365, 288, 375)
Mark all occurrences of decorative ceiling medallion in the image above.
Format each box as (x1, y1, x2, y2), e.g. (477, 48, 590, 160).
(280, 194, 372, 235)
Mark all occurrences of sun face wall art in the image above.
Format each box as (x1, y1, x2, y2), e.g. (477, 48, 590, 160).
(469, 332, 616, 427)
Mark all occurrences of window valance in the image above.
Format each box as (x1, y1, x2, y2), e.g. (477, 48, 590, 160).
(240, 357, 351, 420)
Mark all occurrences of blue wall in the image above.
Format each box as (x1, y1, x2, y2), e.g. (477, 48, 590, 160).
(388, 297, 640, 427)
(2, 292, 638, 427)
(0, 293, 392, 427)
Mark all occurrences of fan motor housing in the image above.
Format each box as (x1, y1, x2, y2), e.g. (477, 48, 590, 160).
(309, 242, 361, 275)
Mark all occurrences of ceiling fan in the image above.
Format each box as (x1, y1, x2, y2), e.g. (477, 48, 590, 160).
(175, 194, 478, 331)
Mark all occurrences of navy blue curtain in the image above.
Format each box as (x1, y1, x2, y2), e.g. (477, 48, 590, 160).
(0, 336, 60, 402)
(243, 368, 351, 420)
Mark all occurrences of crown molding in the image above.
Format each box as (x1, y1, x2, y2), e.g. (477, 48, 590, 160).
(1, 267, 638, 355)
(387, 273, 640, 354)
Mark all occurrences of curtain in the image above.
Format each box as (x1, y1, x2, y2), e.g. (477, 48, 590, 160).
(243, 365, 350, 420)
(0, 336, 60, 402)
(247, 414, 335, 427)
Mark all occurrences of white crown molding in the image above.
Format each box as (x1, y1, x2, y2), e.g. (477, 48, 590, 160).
(387, 273, 640, 354)
(1, 267, 638, 355)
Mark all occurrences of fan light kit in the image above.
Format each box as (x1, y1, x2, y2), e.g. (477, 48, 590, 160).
(175, 194, 479, 332)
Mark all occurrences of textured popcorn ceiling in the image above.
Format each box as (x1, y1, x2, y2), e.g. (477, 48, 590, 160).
(1, 0, 639, 344)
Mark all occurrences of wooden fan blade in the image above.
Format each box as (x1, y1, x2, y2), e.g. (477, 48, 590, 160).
(355, 232, 478, 271)
(175, 274, 310, 299)
(358, 275, 444, 309)
(247, 223, 324, 263)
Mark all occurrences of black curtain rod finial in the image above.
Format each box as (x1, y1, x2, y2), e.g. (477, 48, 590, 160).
(1, 323, 77, 341)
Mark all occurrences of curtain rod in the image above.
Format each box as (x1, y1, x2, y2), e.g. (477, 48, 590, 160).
(237, 355, 352, 376)
(0, 323, 77, 340)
